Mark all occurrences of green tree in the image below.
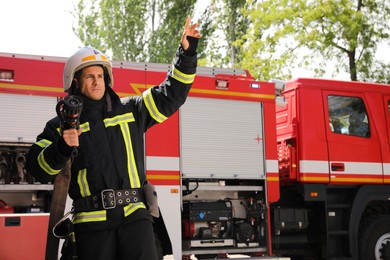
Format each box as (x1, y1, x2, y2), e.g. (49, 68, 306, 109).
(148, 0, 196, 63)
(73, 0, 200, 63)
(195, 6, 216, 66)
(75, 0, 149, 61)
(204, 0, 249, 67)
(239, 0, 390, 82)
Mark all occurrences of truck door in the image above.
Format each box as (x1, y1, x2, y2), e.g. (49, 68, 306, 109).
(324, 91, 383, 184)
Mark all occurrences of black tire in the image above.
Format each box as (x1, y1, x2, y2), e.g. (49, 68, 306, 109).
(359, 214, 390, 260)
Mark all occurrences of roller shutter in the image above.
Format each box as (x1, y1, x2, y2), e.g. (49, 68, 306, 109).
(0, 93, 57, 143)
(180, 97, 266, 180)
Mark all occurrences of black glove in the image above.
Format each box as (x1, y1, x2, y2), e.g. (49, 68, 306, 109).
(183, 36, 199, 56)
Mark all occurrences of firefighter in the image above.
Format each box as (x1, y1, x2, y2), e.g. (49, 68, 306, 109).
(26, 17, 200, 260)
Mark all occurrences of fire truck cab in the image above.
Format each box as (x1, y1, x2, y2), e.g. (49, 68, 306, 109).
(274, 78, 390, 260)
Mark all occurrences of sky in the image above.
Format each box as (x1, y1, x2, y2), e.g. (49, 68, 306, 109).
(2, 1, 387, 80)
(1, 0, 82, 57)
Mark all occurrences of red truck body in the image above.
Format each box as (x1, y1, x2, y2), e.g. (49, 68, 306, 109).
(1, 52, 390, 260)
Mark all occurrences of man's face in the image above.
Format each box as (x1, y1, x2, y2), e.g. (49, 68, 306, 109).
(76, 65, 105, 100)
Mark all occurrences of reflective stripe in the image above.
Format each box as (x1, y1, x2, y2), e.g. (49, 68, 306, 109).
(35, 139, 52, 148)
(142, 88, 167, 123)
(266, 159, 279, 173)
(124, 202, 146, 217)
(79, 122, 90, 132)
(56, 122, 89, 134)
(73, 210, 107, 224)
(104, 113, 140, 188)
(384, 163, 390, 174)
(77, 169, 91, 197)
(81, 54, 109, 62)
(104, 113, 134, 127)
(146, 156, 179, 171)
(300, 160, 329, 174)
(120, 122, 141, 188)
(36, 139, 61, 175)
(172, 66, 195, 84)
(82, 55, 97, 62)
(300, 160, 383, 175)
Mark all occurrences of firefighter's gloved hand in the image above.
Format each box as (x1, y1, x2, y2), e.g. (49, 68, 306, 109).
(183, 36, 199, 56)
(143, 180, 159, 218)
(180, 17, 201, 56)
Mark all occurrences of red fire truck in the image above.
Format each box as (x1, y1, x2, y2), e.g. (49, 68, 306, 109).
(0, 51, 389, 260)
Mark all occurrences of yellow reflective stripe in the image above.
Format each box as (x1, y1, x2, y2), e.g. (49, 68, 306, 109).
(104, 113, 140, 188)
(36, 139, 61, 175)
(38, 150, 62, 175)
(124, 202, 146, 217)
(57, 123, 90, 133)
(142, 88, 168, 123)
(73, 210, 107, 224)
(79, 122, 90, 132)
(120, 123, 141, 188)
(35, 139, 52, 148)
(77, 169, 91, 197)
(172, 66, 195, 84)
(104, 113, 135, 127)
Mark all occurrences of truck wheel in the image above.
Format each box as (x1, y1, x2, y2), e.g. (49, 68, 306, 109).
(359, 214, 390, 260)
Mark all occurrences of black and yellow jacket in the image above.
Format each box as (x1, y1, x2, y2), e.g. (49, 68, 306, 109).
(26, 46, 197, 231)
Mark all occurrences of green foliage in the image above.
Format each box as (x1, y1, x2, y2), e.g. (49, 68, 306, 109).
(75, 0, 149, 61)
(74, 0, 196, 63)
(238, 0, 390, 82)
(73, 0, 389, 83)
(148, 0, 196, 63)
(203, 0, 249, 67)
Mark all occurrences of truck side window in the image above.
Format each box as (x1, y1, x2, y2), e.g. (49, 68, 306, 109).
(328, 95, 370, 138)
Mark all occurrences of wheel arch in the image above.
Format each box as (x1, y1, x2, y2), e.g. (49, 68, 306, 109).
(349, 185, 390, 259)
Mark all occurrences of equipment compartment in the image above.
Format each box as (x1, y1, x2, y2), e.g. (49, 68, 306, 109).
(181, 181, 268, 256)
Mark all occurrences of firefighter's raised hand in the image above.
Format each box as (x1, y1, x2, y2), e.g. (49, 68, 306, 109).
(180, 17, 201, 55)
(62, 128, 82, 147)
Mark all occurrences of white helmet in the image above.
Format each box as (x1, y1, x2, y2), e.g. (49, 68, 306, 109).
(63, 46, 114, 92)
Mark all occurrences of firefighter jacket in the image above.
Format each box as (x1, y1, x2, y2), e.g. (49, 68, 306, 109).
(26, 46, 197, 231)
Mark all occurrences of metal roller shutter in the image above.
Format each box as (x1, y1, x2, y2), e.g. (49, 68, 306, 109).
(180, 97, 266, 180)
(0, 93, 57, 143)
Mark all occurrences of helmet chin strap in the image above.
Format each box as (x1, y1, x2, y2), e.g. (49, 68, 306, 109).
(105, 91, 112, 113)
(68, 80, 81, 96)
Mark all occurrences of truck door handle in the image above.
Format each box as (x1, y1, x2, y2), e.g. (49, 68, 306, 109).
(331, 163, 345, 171)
